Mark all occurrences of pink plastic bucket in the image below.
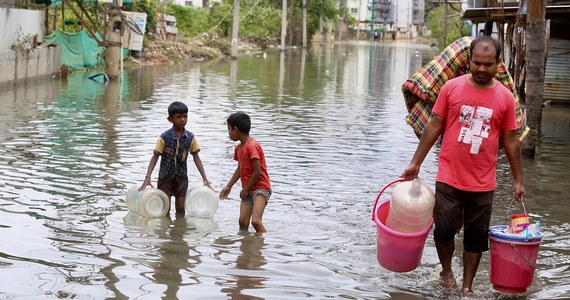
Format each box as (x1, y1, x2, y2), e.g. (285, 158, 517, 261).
(372, 179, 433, 272)
(489, 235, 542, 294)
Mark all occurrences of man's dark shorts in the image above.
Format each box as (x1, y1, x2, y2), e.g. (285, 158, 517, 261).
(433, 182, 493, 253)
(157, 175, 188, 199)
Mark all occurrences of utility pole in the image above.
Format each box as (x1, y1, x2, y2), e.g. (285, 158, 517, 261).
(231, 0, 240, 59)
(105, 0, 123, 80)
(302, 0, 307, 48)
(281, 0, 287, 50)
(443, 0, 448, 46)
(370, 0, 375, 41)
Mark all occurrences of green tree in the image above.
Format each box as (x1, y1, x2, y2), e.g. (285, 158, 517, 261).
(240, 3, 282, 46)
(208, 1, 234, 37)
(162, 3, 210, 37)
(426, 5, 470, 48)
(206, 0, 282, 46)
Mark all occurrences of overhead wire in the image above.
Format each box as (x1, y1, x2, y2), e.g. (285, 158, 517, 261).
(240, 0, 263, 21)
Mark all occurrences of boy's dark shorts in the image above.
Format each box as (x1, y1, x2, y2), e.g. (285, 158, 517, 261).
(157, 175, 188, 199)
(244, 189, 271, 208)
(433, 182, 493, 253)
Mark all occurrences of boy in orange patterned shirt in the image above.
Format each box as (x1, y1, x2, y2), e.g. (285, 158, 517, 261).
(140, 101, 211, 215)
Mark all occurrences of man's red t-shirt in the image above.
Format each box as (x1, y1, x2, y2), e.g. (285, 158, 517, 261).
(432, 75, 518, 191)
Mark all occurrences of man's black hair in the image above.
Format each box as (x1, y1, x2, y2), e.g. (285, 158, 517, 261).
(470, 36, 501, 62)
(227, 111, 251, 134)
(168, 101, 188, 117)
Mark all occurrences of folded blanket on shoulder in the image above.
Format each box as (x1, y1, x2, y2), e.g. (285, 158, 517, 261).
(401, 36, 529, 141)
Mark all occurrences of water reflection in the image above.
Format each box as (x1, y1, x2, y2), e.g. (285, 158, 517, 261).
(0, 41, 568, 299)
(152, 215, 194, 299)
(216, 233, 267, 299)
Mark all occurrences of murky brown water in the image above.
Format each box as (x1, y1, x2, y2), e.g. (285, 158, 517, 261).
(0, 40, 568, 299)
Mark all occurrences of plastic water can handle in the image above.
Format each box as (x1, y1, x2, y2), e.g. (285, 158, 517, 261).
(371, 178, 409, 221)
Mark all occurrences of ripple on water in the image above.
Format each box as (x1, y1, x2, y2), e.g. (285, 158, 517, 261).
(0, 46, 569, 299)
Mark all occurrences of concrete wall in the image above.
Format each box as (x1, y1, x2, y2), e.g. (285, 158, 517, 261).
(0, 7, 44, 51)
(0, 0, 17, 7)
(0, 46, 61, 85)
(1, 7, 57, 85)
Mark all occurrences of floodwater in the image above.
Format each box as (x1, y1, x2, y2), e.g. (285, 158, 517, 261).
(0, 40, 568, 299)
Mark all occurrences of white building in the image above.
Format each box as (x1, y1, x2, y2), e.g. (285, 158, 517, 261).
(169, 0, 220, 8)
(347, 0, 424, 37)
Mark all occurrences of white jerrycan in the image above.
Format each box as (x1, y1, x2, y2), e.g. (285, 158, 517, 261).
(185, 185, 219, 219)
(187, 181, 204, 196)
(125, 184, 170, 218)
(386, 178, 435, 233)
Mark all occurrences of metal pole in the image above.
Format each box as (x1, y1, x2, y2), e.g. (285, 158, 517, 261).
(370, 0, 375, 41)
(302, 0, 307, 48)
(231, 0, 240, 59)
(281, 0, 287, 50)
(443, 0, 448, 46)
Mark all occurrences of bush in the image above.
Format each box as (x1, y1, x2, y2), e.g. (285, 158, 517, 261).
(162, 3, 211, 37)
(240, 6, 281, 45)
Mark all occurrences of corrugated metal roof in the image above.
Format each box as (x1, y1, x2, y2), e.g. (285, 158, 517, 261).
(461, 5, 570, 22)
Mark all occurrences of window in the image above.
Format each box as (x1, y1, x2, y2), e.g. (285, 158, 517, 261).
(185, 1, 193, 6)
(351, 8, 358, 14)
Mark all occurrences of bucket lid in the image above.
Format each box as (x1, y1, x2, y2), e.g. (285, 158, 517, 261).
(489, 225, 542, 242)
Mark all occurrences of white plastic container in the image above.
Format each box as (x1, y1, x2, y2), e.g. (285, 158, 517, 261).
(187, 181, 204, 195)
(386, 178, 435, 233)
(185, 185, 219, 219)
(125, 184, 170, 218)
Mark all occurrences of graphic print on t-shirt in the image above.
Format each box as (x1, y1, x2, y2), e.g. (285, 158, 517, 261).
(457, 104, 494, 154)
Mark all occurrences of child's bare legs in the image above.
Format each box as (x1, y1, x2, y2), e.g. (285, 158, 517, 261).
(250, 194, 267, 233)
(175, 195, 185, 214)
(239, 194, 267, 233)
(239, 200, 252, 231)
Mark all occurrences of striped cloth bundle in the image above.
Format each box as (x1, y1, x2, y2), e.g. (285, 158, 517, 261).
(401, 36, 529, 141)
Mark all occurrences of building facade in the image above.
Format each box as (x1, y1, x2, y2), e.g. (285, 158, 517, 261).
(347, 0, 424, 38)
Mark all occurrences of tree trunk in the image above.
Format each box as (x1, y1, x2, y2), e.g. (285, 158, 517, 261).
(337, 0, 347, 41)
(319, 14, 323, 44)
(521, 0, 546, 158)
(288, 0, 294, 45)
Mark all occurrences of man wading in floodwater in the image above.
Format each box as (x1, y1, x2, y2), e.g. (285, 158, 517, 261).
(400, 36, 525, 295)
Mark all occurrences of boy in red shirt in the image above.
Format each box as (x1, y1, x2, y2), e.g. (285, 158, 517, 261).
(219, 111, 272, 233)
